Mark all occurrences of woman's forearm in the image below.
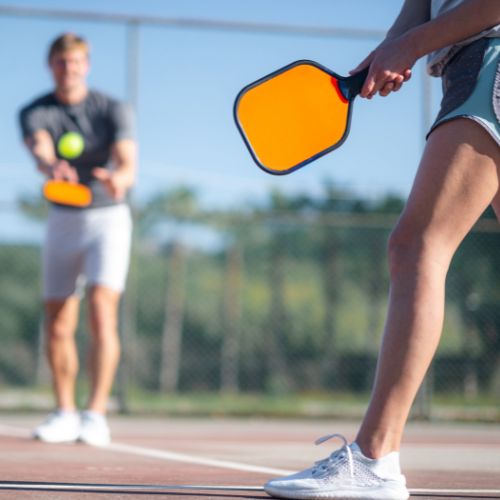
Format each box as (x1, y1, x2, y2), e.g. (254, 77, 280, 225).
(385, 0, 431, 40)
(401, 0, 500, 60)
(354, 0, 499, 98)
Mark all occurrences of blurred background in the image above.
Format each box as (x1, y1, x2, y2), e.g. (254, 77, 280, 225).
(1, 0, 499, 421)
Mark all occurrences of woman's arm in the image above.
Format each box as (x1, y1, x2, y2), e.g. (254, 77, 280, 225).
(349, 0, 431, 97)
(385, 0, 431, 40)
(353, 0, 500, 98)
(406, 0, 500, 61)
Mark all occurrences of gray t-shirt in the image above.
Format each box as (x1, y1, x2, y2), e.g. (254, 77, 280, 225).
(427, 0, 500, 76)
(19, 89, 135, 208)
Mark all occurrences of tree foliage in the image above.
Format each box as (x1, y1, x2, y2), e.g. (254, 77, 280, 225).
(5, 182, 499, 397)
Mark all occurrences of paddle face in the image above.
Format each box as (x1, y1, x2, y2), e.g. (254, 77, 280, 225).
(43, 180, 92, 207)
(234, 60, 368, 175)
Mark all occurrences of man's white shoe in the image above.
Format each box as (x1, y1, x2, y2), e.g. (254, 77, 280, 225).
(79, 411, 111, 447)
(33, 410, 81, 443)
(264, 434, 409, 500)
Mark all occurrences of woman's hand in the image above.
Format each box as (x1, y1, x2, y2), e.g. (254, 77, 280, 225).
(350, 34, 417, 99)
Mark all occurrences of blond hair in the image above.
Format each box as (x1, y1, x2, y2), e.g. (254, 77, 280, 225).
(47, 33, 89, 63)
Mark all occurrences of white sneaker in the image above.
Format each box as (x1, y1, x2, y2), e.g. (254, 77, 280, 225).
(33, 410, 81, 443)
(79, 411, 111, 447)
(264, 434, 409, 500)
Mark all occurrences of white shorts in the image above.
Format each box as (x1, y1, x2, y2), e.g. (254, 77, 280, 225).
(42, 204, 132, 300)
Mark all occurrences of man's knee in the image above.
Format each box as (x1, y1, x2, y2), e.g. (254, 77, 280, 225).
(88, 286, 121, 337)
(45, 299, 79, 341)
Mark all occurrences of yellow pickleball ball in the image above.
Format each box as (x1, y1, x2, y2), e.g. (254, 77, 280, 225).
(57, 132, 85, 159)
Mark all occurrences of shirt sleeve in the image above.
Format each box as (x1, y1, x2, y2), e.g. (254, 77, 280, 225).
(110, 101, 136, 142)
(18, 104, 48, 140)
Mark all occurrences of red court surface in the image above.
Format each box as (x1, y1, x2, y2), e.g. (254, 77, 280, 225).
(1, 415, 499, 499)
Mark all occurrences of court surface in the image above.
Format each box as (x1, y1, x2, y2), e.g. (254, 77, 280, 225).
(0, 415, 499, 499)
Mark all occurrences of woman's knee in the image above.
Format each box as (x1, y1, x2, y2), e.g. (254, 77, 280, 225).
(387, 224, 422, 276)
(387, 221, 454, 279)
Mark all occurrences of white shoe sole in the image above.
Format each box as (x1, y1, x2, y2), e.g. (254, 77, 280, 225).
(79, 434, 111, 447)
(264, 484, 409, 500)
(33, 432, 80, 443)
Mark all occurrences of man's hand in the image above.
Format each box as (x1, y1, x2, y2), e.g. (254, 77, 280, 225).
(92, 167, 129, 201)
(48, 159, 79, 182)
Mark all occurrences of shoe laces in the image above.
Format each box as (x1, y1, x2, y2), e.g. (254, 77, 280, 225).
(311, 434, 354, 478)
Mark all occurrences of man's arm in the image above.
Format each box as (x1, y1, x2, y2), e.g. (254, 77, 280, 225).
(24, 129, 78, 181)
(111, 138, 137, 191)
(92, 138, 137, 201)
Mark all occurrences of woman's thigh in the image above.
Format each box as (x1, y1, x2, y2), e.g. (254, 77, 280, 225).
(393, 117, 499, 265)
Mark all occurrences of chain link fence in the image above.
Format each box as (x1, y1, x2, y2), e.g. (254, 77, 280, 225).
(1, 197, 499, 420)
(1, 5, 498, 421)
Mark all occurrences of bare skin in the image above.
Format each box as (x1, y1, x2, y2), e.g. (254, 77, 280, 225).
(45, 296, 80, 411)
(86, 286, 122, 413)
(45, 286, 122, 414)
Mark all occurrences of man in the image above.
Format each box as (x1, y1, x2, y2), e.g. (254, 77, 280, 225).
(19, 33, 137, 446)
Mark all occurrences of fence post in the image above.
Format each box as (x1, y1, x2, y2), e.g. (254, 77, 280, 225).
(220, 244, 243, 393)
(159, 242, 186, 393)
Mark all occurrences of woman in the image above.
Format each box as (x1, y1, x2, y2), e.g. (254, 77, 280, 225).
(264, 1, 500, 499)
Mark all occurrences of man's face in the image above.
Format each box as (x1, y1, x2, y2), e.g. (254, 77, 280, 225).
(49, 48, 89, 92)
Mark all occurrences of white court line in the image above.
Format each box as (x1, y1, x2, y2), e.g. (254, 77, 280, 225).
(0, 482, 263, 492)
(411, 489, 500, 496)
(1, 482, 500, 498)
(107, 441, 293, 476)
(0, 423, 31, 438)
(1, 424, 500, 497)
(0, 422, 292, 476)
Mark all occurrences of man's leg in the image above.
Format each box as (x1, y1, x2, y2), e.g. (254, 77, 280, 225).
(45, 296, 80, 411)
(33, 295, 82, 443)
(356, 119, 500, 458)
(86, 285, 121, 414)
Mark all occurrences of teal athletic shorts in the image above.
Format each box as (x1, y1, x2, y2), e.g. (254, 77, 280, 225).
(429, 37, 500, 146)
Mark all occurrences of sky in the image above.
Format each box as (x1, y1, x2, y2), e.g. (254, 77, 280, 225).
(0, 0, 443, 242)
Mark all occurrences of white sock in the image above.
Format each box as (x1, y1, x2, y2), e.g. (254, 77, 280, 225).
(350, 442, 403, 479)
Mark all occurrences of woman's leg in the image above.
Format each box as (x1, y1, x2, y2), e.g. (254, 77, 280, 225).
(356, 118, 500, 458)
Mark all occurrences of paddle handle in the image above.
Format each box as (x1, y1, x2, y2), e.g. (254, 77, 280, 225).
(340, 66, 369, 100)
